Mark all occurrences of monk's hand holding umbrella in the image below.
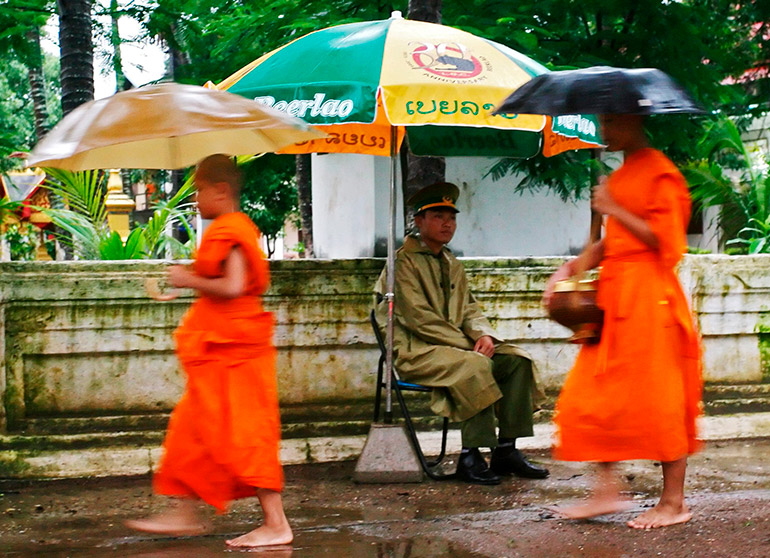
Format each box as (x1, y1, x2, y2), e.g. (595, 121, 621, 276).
(144, 277, 181, 301)
(144, 263, 199, 302)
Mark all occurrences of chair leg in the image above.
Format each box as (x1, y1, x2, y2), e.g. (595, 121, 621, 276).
(393, 382, 455, 480)
(426, 418, 449, 468)
(373, 355, 385, 422)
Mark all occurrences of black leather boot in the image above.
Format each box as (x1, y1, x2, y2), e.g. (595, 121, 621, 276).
(490, 446, 549, 479)
(456, 448, 501, 485)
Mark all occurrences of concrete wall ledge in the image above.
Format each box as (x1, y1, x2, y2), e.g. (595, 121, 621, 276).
(2, 412, 769, 480)
(1, 256, 770, 478)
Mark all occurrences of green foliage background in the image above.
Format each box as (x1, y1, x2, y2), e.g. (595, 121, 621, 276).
(1, 0, 769, 255)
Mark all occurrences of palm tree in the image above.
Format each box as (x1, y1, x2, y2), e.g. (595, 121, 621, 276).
(57, 0, 94, 115)
(0, 3, 52, 143)
(26, 27, 51, 142)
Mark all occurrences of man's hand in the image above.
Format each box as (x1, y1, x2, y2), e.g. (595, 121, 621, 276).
(473, 335, 495, 358)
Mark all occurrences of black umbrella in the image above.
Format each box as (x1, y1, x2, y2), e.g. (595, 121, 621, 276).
(493, 66, 704, 116)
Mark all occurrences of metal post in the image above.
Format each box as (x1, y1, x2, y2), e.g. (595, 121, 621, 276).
(384, 125, 398, 424)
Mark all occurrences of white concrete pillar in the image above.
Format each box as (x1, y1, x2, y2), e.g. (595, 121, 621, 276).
(312, 153, 404, 258)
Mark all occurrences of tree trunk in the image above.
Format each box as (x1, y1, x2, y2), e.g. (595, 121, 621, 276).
(163, 27, 189, 201)
(55, 0, 94, 259)
(407, 0, 442, 23)
(166, 23, 191, 80)
(400, 144, 446, 233)
(26, 28, 50, 143)
(295, 154, 313, 257)
(403, 0, 445, 233)
(110, 0, 128, 91)
(58, 0, 95, 116)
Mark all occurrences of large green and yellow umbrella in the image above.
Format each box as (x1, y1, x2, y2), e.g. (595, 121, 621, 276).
(214, 11, 601, 158)
(210, 12, 602, 452)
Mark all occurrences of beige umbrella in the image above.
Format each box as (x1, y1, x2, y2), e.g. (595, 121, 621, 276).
(27, 82, 325, 170)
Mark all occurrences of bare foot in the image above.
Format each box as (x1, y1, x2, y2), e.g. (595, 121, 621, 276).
(125, 505, 207, 537)
(627, 502, 692, 529)
(550, 497, 632, 520)
(226, 523, 294, 548)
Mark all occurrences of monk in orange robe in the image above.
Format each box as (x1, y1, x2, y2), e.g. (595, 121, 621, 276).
(544, 114, 703, 529)
(125, 154, 292, 548)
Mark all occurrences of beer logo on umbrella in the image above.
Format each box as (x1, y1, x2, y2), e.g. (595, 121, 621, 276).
(216, 13, 603, 157)
(408, 42, 484, 79)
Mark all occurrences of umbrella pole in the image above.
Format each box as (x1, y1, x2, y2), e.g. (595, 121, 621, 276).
(384, 125, 398, 424)
(589, 149, 605, 243)
(352, 126, 423, 483)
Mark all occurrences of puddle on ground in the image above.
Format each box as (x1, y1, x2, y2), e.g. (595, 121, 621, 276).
(4, 527, 487, 558)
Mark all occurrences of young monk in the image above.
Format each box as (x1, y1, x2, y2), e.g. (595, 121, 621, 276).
(544, 114, 703, 529)
(125, 154, 292, 548)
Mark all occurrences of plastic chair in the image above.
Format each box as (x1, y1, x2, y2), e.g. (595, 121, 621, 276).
(370, 309, 454, 480)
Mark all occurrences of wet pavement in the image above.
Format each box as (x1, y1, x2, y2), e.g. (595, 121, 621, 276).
(1, 438, 768, 557)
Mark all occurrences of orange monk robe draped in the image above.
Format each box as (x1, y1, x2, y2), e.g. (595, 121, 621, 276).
(153, 212, 283, 512)
(554, 148, 703, 463)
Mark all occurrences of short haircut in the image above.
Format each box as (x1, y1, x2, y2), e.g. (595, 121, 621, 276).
(195, 154, 243, 195)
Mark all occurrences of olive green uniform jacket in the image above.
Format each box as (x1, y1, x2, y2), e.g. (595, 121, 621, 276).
(374, 235, 543, 423)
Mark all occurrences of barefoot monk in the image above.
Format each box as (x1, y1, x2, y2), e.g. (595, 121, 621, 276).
(126, 154, 292, 548)
(544, 114, 703, 529)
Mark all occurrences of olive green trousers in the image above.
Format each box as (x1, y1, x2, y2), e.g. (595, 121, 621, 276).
(459, 354, 535, 448)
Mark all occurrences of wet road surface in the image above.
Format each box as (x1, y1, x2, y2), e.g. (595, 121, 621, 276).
(1, 438, 768, 557)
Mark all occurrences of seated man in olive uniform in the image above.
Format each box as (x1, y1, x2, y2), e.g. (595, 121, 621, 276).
(374, 182, 548, 485)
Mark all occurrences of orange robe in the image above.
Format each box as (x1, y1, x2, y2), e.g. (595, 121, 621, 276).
(554, 148, 703, 463)
(153, 212, 283, 512)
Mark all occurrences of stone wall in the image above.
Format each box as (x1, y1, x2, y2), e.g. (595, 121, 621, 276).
(1, 256, 769, 435)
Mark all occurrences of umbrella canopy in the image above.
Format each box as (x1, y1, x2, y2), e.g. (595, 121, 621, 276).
(215, 11, 602, 157)
(211, 12, 602, 428)
(493, 66, 705, 116)
(27, 83, 326, 171)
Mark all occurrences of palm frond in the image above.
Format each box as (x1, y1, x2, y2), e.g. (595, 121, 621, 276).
(154, 235, 194, 260)
(0, 195, 21, 216)
(40, 206, 103, 260)
(143, 176, 196, 258)
(41, 168, 108, 229)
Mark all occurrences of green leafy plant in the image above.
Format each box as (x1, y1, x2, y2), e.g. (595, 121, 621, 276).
(486, 149, 612, 201)
(728, 217, 770, 254)
(0, 196, 22, 259)
(42, 168, 109, 259)
(683, 117, 770, 254)
(3, 222, 37, 260)
(98, 228, 147, 260)
(141, 175, 197, 259)
(289, 241, 305, 255)
(41, 168, 196, 260)
(238, 154, 297, 258)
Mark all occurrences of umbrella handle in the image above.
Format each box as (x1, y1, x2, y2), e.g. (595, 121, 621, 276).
(589, 149, 604, 244)
(589, 209, 602, 243)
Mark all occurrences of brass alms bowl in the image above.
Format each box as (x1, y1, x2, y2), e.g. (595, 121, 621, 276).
(547, 278, 604, 344)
